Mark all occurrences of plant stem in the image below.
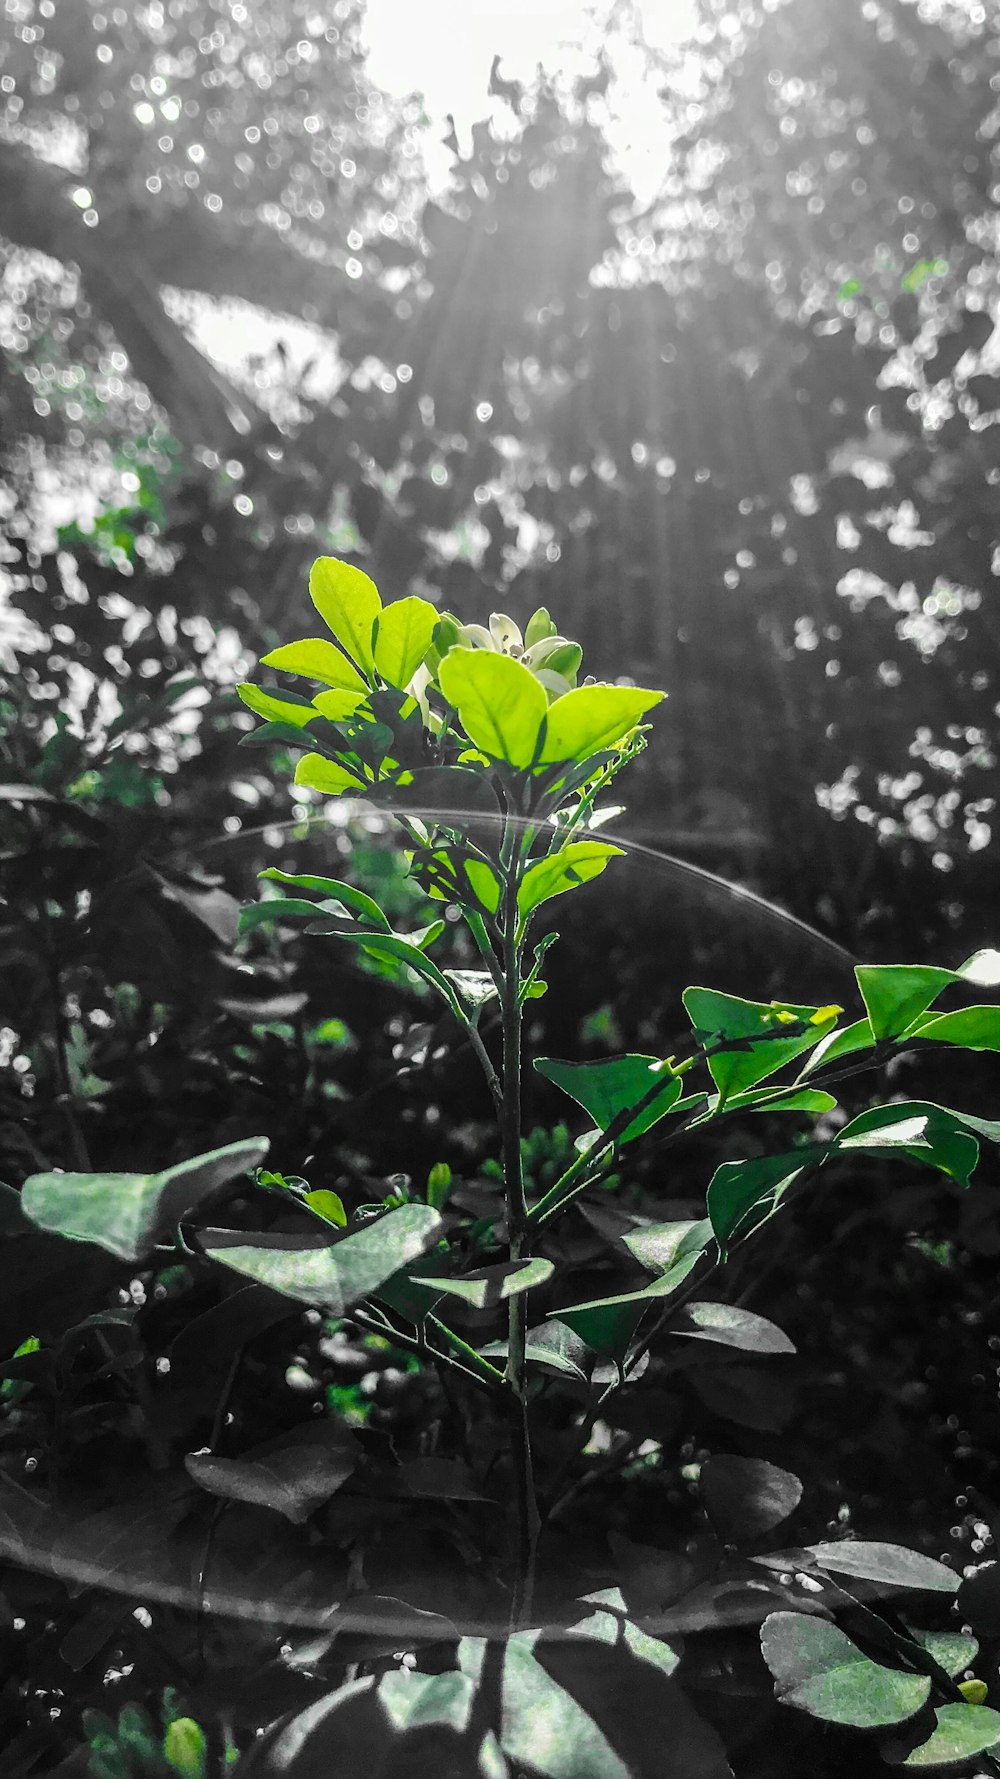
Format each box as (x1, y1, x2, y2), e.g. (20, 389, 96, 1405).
(500, 837, 539, 1630)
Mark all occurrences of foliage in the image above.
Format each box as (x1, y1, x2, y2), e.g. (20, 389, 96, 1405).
(4, 556, 999, 1775)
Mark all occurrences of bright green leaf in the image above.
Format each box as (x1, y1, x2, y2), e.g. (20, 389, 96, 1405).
(534, 1054, 681, 1144)
(260, 637, 368, 692)
(438, 649, 547, 768)
(163, 1718, 208, 1779)
(856, 964, 959, 1040)
(518, 842, 623, 920)
(373, 596, 439, 688)
(683, 989, 840, 1105)
(294, 753, 367, 795)
(236, 684, 317, 728)
(22, 1138, 269, 1262)
(538, 684, 665, 765)
(799, 1017, 874, 1078)
(909, 1006, 1000, 1052)
(311, 688, 370, 722)
(761, 1612, 931, 1728)
(309, 556, 381, 672)
(304, 1190, 347, 1227)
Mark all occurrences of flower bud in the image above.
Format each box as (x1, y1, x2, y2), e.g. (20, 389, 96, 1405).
(524, 606, 557, 648)
(489, 612, 523, 653)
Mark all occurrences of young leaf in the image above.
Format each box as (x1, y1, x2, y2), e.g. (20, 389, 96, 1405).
(407, 1257, 553, 1311)
(304, 1190, 347, 1228)
(856, 952, 1000, 1041)
(438, 649, 547, 768)
(883, 1703, 1000, 1769)
(201, 1204, 443, 1315)
(22, 1138, 269, 1263)
(260, 637, 368, 692)
(294, 753, 367, 795)
(683, 989, 840, 1105)
(309, 556, 381, 672)
(798, 1017, 875, 1077)
(310, 688, 370, 722)
(237, 684, 318, 728)
(239, 896, 331, 935)
(700, 1456, 803, 1544)
(805, 1542, 960, 1594)
(908, 1006, 1000, 1052)
(670, 1303, 796, 1355)
(518, 842, 624, 920)
(372, 596, 439, 688)
(538, 684, 665, 765)
(706, 1150, 820, 1257)
(186, 1426, 357, 1524)
(259, 868, 392, 930)
(856, 964, 966, 1041)
(163, 1717, 208, 1779)
(761, 1612, 931, 1728)
(534, 1055, 681, 1144)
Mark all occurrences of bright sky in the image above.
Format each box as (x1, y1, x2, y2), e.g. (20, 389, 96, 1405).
(363, 0, 700, 192)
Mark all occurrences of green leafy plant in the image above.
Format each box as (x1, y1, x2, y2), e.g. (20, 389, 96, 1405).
(14, 556, 1000, 1776)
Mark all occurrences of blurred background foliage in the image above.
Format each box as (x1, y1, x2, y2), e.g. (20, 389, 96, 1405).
(2, 0, 1000, 1161)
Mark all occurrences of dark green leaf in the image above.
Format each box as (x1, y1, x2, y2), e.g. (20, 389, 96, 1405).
(706, 1150, 820, 1257)
(480, 1318, 592, 1382)
(835, 1104, 980, 1188)
(202, 1204, 443, 1315)
(21, 1138, 269, 1262)
(761, 1612, 930, 1728)
(259, 867, 391, 929)
(671, 1303, 795, 1354)
(408, 1257, 553, 1310)
(239, 896, 328, 935)
(700, 1456, 803, 1543)
(622, 1219, 712, 1275)
(553, 1256, 700, 1359)
(883, 1703, 1000, 1768)
(806, 1542, 960, 1593)
(186, 1426, 357, 1523)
